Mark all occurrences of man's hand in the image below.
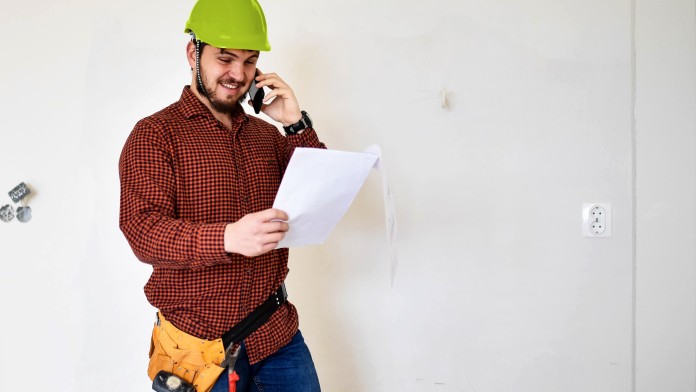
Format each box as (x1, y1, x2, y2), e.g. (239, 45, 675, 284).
(250, 70, 303, 126)
(224, 208, 289, 257)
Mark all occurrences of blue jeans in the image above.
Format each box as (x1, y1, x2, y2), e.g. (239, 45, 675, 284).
(210, 330, 321, 392)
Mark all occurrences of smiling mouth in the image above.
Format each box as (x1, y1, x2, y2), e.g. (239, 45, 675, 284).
(220, 82, 242, 90)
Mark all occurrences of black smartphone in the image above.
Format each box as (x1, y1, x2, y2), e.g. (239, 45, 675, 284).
(248, 69, 265, 114)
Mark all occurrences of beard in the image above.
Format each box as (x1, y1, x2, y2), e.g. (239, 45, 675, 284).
(198, 68, 249, 115)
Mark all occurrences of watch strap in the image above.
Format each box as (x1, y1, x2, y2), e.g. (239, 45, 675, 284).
(283, 111, 311, 135)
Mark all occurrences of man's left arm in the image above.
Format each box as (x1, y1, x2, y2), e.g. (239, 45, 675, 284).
(250, 70, 327, 162)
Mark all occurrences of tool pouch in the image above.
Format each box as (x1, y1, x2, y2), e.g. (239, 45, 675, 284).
(148, 313, 226, 392)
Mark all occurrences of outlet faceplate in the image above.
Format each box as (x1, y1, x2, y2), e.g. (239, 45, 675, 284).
(582, 203, 612, 237)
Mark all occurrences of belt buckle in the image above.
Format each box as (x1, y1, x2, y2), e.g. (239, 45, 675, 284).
(280, 282, 288, 301)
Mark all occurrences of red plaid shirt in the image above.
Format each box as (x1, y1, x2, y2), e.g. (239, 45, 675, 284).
(119, 86, 325, 364)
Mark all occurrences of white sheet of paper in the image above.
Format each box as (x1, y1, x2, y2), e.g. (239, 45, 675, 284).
(365, 145, 399, 286)
(273, 147, 378, 248)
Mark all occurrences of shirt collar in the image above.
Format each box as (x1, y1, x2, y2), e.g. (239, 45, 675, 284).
(178, 86, 249, 127)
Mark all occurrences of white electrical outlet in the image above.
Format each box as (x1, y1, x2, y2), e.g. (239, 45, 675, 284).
(582, 203, 612, 237)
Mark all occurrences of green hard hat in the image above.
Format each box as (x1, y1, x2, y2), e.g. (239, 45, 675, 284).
(185, 0, 271, 51)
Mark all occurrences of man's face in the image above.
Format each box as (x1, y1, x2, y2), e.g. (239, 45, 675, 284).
(195, 45, 259, 114)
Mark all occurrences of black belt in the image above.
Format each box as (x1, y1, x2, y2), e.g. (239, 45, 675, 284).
(221, 282, 288, 349)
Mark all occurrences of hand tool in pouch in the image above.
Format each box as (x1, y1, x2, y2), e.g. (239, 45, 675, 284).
(152, 371, 196, 392)
(221, 344, 242, 392)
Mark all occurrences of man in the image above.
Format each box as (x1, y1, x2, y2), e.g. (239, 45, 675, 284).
(119, 0, 323, 391)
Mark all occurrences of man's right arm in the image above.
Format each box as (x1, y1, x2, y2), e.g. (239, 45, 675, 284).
(119, 119, 232, 269)
(119, 120, 289, 268)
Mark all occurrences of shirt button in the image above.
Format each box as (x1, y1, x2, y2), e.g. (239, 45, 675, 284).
(246, 269, 252, 275)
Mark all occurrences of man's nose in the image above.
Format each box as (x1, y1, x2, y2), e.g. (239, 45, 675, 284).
(226, 62, 245, 80)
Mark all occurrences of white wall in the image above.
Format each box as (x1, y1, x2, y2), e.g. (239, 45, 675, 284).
(0, 1, 692, 391)
(635, 0, 696, 391)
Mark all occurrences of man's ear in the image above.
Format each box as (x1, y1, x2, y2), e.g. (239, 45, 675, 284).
(186, 41, 196, 70)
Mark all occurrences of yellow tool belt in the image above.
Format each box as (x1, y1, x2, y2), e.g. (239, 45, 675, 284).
(148, 312, 226, 392)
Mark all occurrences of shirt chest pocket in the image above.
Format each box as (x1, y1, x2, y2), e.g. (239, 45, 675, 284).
(242, 155, 282, 208)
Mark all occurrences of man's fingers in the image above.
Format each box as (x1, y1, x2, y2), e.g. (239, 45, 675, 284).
(262, 90, 278, 102)
(258, 208, 288, 222)
(259, 239, 283, 255)
(226, 209, 290, 257)
(261, 221, 289, 234)
(256, 73, 293, 92)
(264, 231, 285, 244)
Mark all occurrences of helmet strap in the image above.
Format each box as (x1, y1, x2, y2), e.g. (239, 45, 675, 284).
(192, 34, 210, 99)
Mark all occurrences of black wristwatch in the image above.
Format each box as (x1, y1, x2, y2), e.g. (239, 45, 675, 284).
(283, 111, 312, 135)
